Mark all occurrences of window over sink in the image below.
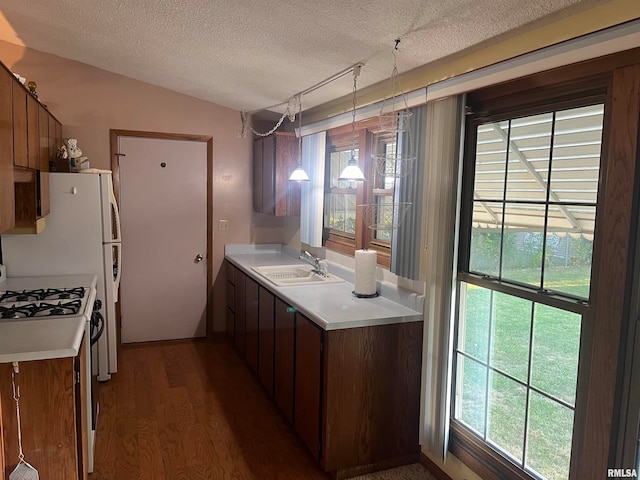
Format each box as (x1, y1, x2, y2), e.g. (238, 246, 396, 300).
(322, 117, 399, 267)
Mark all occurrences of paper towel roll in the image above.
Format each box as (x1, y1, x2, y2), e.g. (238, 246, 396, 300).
(355, 250, 377, 296)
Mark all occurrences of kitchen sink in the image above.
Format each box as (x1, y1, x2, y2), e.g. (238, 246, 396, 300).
(251, 265, 344, 287)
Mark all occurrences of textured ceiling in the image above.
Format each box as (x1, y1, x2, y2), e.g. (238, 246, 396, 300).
(0, 0, 605, 114)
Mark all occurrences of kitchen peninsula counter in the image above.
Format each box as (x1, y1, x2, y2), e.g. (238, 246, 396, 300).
(225, 245, 423, 331)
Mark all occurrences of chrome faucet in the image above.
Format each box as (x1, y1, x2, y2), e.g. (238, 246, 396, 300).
(299, 251, 329, 277)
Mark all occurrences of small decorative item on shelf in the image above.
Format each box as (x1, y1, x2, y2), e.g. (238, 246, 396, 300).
(64, 138, 87, 172)
(359, 202, 412, 231)
(12, 72, 26, 85)
(50, 145, 68, 171)
(27, 81, 38, 98)
(58, 145, 68, 160)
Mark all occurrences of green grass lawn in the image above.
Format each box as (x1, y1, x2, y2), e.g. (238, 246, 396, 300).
(456, 265, 588, 480)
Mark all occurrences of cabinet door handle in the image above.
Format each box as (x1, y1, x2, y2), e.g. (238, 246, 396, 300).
(195, 254, 204, 263)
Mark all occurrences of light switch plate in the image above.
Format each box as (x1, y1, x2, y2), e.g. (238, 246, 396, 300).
(218, 219, 230, 231)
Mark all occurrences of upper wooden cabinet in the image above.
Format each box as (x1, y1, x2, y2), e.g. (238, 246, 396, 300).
(39, 105, 50, 217)
(0, 66, 15, 233)
(12, 81, 28, 168)
(27, 93, 39, 169)
(0, 61, 61, 234)
(253, 132, 301, 216)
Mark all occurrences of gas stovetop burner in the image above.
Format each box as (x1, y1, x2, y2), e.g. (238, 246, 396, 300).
(33, 300, 83, 317)
(0, 304, 33, 319)
(0, 299, 83, 318)
(0, 287, 86, 303)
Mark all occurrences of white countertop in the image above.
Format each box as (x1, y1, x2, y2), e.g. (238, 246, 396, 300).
(225, 251, 423, 331)
(0, 316, 86, 363)
(0, 274, 96, 363)
(1, 274, 97, 290)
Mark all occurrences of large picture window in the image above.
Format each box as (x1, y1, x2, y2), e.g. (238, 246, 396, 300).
(452, 99, 605, 480)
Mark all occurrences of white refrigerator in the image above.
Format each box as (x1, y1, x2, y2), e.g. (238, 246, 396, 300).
(1, 172, 121, 381)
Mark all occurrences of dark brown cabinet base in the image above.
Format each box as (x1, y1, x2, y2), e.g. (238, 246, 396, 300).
(321, 322, 423, 477)
(224, 261, 423, 478)
(245, 278, 260, 374)
(0, 342, 88, 480)
(294, 313, 324, 460)
(274, 298, 295, 423)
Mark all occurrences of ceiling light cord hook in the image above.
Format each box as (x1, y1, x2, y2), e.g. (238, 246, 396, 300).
(392, 38, 401, 67)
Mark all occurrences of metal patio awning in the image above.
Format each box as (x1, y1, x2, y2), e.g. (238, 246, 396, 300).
(471, 104, 603, 239)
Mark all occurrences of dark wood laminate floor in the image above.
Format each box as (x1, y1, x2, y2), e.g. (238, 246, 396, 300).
(90, 337, 331, 480)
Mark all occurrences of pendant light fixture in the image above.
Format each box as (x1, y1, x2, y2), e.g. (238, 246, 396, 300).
(289, 95, 310, 182)
(338, 65, 366, 182)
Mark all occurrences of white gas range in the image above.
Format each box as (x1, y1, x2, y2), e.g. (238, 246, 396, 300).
(0, 266, 100, 473)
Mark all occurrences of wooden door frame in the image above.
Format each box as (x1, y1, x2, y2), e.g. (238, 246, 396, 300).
(109, 129, 214, 345)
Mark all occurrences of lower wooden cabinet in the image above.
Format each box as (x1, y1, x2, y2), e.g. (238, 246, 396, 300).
(294, 313, 323, 460)
(274, 298, 295, 423)
(258, 287, 275, 395)
(0, 394, 4, 478)
(224, 262, 422, 477)
(225, 263, 236, 340)
(245, 278, 259, 374)
(234, 272, 246, 356)
(321, 322, 422, 474)
(0, 340, 88, 480)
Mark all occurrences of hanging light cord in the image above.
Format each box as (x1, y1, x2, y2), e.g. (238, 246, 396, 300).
(350, 66, 361, 158)
(297, 97, 303, 162)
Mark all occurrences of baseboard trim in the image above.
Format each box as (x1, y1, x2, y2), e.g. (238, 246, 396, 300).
(419, 451, 453, 480)
(333, 454, 420, 479)
(121, 337, 208, 348)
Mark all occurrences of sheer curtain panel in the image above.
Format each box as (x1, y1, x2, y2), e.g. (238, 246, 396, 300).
(391, 105, 427, 280)
(300, 132, 327, 247)
(420, 95, 465, 460)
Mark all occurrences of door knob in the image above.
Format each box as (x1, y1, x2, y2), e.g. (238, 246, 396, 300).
(195, 254, 204, 263)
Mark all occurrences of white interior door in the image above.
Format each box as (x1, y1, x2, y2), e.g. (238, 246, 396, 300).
(118, 136, 208, 343)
